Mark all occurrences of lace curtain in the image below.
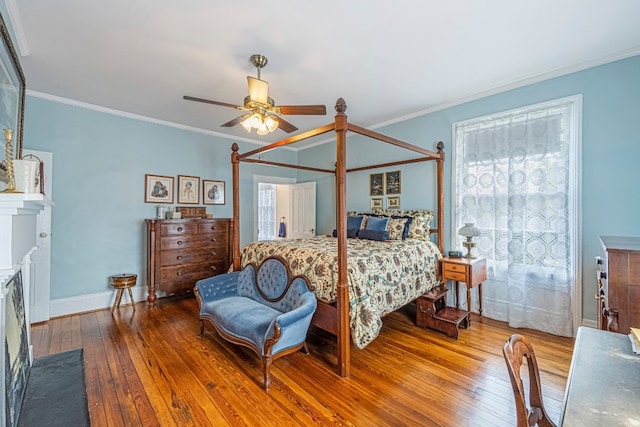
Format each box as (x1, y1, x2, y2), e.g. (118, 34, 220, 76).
(452, 96, 581, 337)
(258, 183, 277, 241)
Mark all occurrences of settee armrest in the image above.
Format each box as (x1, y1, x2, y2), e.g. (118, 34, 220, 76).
(195, 271, 240, 304)
(269, 292, 318, 353)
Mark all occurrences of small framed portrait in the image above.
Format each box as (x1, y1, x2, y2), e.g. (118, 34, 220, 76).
(177, 175, 200, 204)
(387, 196, 400, 209)
(203, 180, 225, 205)
(370, 173, 384, 196)
(370, 197, 383, 210)
(385, 171, 401, 195)
(145, 174, 174, 204)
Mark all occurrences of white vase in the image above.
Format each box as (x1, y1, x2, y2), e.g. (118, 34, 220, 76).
(13, 159, 38, 193)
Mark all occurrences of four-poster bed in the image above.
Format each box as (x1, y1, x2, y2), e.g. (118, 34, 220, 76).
(231, 98, 445, 377)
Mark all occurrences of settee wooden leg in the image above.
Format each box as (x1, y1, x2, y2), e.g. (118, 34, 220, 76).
(263, 356, 273, 391)
(302, 342, 310, 354)
(198, 319, 204, 337)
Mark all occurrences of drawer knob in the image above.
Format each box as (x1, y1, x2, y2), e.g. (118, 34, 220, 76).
(177, 271, 183, 276)
(211, 226, 217, 230)
(211, 238, 217, 242)
(177, 227, 183, 232)
(210, 251, 217, 256)
(210, 266, 217, 271)
(177, 256, 182, 260)
(177, 240, 183, 245)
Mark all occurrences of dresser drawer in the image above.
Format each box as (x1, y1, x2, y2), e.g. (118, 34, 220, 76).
(159, 248, 226, 266)
(160, 261, 228, 286)
(443, 271, 467, 282)
(198, 221, 227, 234)
(160, 221, 198, 236)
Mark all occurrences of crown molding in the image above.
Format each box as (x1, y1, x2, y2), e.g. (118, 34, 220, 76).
(372, 48, 640, 131)
(5, 0, 30, 56)
(25, 90, 294, 148)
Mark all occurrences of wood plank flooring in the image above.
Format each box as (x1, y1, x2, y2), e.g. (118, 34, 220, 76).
(30, 295, 575, 426)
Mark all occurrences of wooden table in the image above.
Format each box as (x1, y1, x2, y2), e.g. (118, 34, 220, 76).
(439, 257, 486, 317)
(560, 326, 640, 426)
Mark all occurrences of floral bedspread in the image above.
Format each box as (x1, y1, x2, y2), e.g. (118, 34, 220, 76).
(239, 236, 442, 348)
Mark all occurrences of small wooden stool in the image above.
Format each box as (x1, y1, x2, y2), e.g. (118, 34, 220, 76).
(110, 274, 137, 311)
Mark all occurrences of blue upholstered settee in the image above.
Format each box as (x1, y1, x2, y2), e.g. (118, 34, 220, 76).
(194, 255, 317, 391)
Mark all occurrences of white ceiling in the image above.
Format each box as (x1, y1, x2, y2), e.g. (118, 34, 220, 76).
(10, 0, 640, 146)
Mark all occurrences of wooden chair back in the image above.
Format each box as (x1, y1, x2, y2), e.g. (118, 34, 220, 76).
(502, 334, 556, 427)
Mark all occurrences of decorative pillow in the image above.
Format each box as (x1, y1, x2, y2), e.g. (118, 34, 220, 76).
(358, 229, 389, 242)
(365, 216, 388, 231)
(347, 215, 364, 230)
(392, 215, 413, 240)
(387, 217, 408, 240)
(332, 229, 359, 238)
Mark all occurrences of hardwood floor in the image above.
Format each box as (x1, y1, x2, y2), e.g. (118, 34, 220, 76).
(30, 295, 575, 426)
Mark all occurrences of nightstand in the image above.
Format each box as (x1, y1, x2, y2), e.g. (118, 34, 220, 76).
(439, 257, 487, 319)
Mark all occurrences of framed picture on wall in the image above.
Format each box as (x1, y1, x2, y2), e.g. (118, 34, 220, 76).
(144, 174, 174, 204)
(370, 198, 383, 210)
(177, 175, 200, 204)
(385, 171, 401, 194)
(203, 180, 225, 205)
(387, 196, 400, 209)
(370, 173, 384, 196)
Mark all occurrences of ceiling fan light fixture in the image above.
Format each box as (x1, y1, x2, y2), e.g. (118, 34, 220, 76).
(264, 116, 278, 132)
(256, 122, 269, 136)
(240, 118, 253, 132)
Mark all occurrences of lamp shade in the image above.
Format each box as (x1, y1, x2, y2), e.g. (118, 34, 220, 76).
(458, 223, 480, 237)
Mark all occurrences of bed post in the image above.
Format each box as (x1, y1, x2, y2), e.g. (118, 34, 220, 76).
(334, 97, 350, 378)
(231, 143, 241, 271)
(436, 141, 445, 255)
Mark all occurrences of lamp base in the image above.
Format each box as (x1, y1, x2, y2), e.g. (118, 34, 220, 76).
(462, 241, 476, 259)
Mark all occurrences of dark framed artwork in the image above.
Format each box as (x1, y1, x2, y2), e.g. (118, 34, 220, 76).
(203, 180, 225, 205)
(177, 175, 200, 204)
(369, 173, 384, 196)
(385, 171, 401, 195)
(144, 174, 174, 204)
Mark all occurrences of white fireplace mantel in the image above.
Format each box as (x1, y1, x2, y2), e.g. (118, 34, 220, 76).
(0, 194, 53, 283)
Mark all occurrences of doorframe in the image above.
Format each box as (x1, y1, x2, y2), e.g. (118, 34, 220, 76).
(253, 175, 295, 242)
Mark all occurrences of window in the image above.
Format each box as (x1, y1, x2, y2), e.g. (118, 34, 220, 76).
(257, 182, 277, 241)
(452, 96, 581, 336)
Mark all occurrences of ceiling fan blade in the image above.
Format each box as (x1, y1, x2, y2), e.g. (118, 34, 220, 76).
(278, 105, 327, 115)
(183, 95, 242, 109)
(247, 77, 269, 104)
(274, 116, 298, 133)
(221, 115, 250, 128)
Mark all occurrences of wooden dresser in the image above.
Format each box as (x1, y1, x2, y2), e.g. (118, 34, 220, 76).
(146, 218, 232, 305)
(596, 235, 640, 333)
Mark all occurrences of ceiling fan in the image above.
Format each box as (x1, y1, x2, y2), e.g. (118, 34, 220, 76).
(183, 54, 327, 135)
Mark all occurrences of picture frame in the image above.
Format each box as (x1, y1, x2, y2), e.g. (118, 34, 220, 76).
(0, 11, 26, 171)
(177, 175, 200, 204)
(144, 174, 174, 204)
(387, 196, 400, 209)
(369, 173, 384, 196)
(203, 180, 225, 205)
(385, 170, 401, 194)
(370, 197, 383, 210)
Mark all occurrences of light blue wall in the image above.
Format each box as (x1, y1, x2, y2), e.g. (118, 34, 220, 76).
(300, 54, 640, 322)
(23, 97, 296, 299)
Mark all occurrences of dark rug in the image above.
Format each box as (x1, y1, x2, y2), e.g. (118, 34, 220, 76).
(18, 348, 90, 427)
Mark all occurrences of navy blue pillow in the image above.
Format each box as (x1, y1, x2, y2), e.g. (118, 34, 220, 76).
(347, 215, 364, 230)
(333, 229, 359, 238)
(366, 216, 388, 231)
(358, 229, 389, 241)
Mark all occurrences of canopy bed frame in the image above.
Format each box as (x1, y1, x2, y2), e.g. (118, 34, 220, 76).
(231, 98, 445, 378)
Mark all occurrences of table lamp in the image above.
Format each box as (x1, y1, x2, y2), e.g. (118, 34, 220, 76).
(458, 223, 480, 259)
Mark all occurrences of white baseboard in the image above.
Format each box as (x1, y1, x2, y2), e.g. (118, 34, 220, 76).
(48, 285, 167, 318)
